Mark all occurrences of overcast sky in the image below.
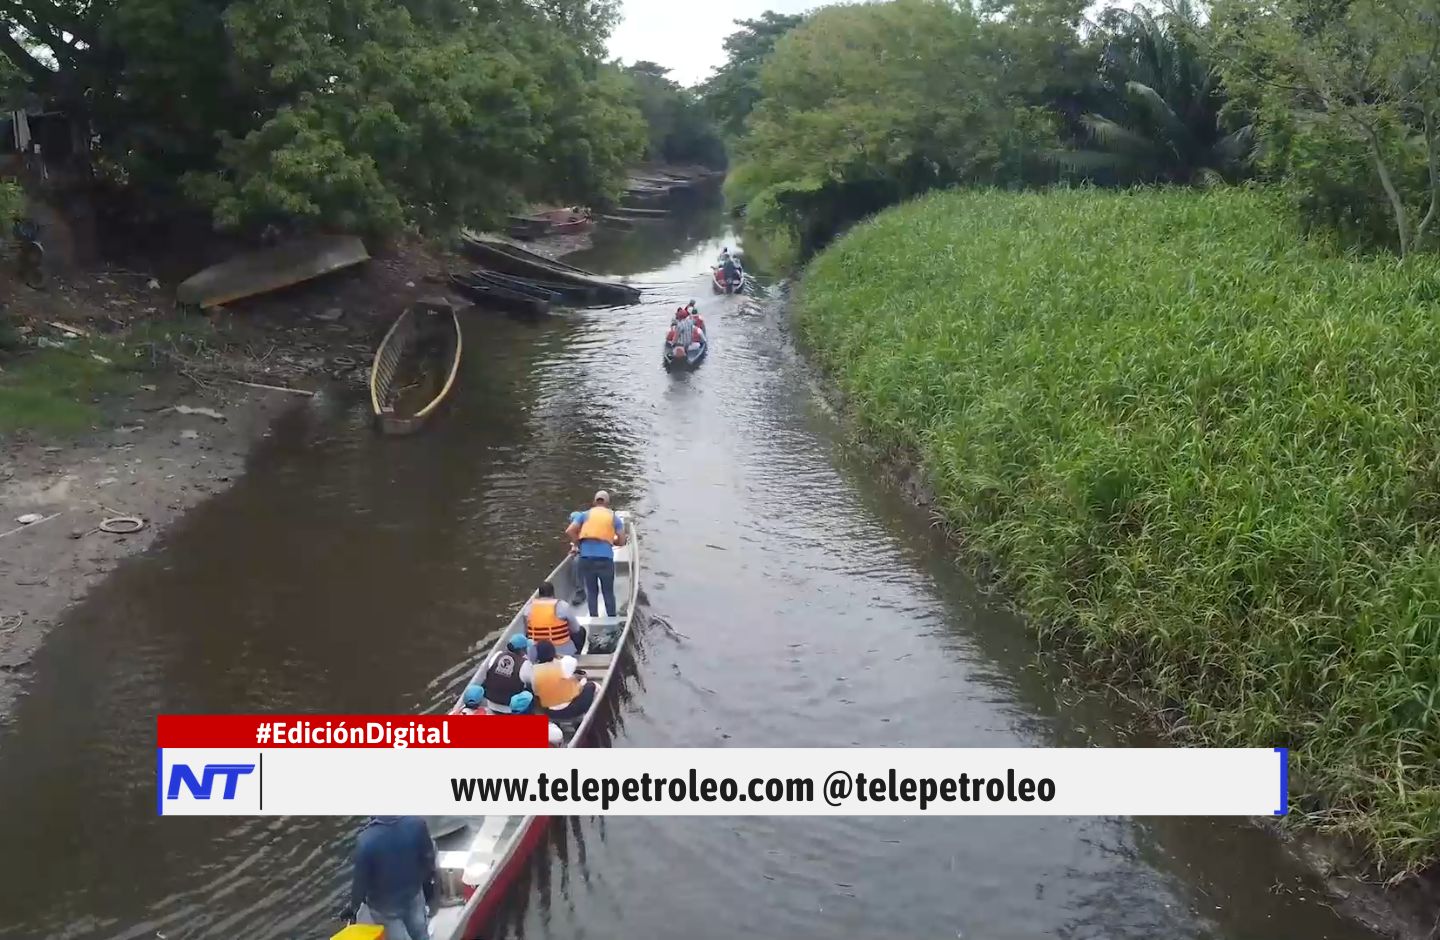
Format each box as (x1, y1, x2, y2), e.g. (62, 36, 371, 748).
(607, 0, 819, 87)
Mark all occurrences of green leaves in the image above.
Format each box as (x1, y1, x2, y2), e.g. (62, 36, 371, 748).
(0, 0, 644, 236)
(797, 187, 1440, 873)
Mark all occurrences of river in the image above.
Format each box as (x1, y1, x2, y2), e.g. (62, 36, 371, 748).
(0, 204, 1384, 940)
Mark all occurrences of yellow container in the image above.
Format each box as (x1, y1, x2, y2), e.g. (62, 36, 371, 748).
(331, 927, 385, 940)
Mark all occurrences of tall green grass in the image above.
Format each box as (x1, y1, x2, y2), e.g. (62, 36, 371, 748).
(796, 185, 1440, 874)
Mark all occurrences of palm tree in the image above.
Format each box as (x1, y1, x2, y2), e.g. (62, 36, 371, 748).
(1059, 3, 1254, 184)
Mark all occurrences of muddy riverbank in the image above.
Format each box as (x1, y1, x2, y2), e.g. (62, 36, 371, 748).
(0, 230, 592, 718)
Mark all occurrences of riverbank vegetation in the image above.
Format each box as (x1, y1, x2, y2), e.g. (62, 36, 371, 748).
(797, 186, 1440, 876)
(0, 0, 726, 242)
(716, 0, 1440, 267)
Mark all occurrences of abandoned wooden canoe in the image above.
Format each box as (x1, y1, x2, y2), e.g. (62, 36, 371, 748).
(424, 514, 641, 940)
(458, 233, 640, 305)
(176, 235, 369, 309)
(448, 274, 552, 317)
(369, 299, 463, 435)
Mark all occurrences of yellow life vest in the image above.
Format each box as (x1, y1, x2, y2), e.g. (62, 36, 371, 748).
(533, 661, 582, 709)
(578, 506, 617, 544)
(526, 599, 571, 645)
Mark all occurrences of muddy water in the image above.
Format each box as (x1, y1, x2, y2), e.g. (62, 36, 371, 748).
(0, 206, 1383, 940)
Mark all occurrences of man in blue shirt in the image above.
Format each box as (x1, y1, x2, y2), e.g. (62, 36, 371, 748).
(564, 490, 626, 618)
(345, 815, 436, 940)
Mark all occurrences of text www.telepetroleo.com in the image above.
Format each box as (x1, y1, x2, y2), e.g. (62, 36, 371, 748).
(155, 715, 1289, 817)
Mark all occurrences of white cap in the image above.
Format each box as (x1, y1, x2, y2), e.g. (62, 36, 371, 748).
(560, 655, 579, 679)
(593, 490, 609, 503)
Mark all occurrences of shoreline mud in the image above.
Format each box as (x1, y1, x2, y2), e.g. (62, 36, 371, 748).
(0, 228, 592, 716)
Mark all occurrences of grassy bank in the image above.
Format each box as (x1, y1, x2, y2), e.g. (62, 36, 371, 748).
(795, 186, 1440, 874)
(0, 319, 217, 435)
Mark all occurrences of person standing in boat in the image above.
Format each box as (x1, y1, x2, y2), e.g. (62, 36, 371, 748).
(522, 581, 585, 656)
(344, 815, 437, 940)
(565, 490, 626, 618)
(531, 640, 597, 722)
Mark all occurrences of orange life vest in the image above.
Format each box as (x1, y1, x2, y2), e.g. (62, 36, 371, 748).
(577, 506, 617, 544)
(526, 599, 571, 645)
(533, 661, 582, 709)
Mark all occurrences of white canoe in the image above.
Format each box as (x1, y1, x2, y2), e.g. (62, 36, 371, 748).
(426, 513, 640, 939)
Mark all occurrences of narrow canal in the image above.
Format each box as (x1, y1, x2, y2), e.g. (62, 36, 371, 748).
(0, 205, 1383, 940)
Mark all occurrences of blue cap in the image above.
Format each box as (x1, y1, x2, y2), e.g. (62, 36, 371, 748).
(509, 690, 534, 713)
(507, 634, 529, 652)
(463, 684, 484, 707)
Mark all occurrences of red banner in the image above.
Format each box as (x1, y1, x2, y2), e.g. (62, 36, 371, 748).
(156, 714, 548, 748)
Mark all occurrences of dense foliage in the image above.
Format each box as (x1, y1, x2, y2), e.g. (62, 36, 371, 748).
(724, 0, 1063, 265)
(1212, 0, 1440, 256)
(717, 0, 1258, 263)
(797, 187, 1440, 874)
(0, 0, 647, 236)
(624, 62, 726, 168)
(1061, 3, 1254, 184)
(698, 12, 807, 140)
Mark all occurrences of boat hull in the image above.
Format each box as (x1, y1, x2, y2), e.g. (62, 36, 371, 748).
(459, 234, 639, 305)
(369, 299, 463, 435)
(449, 274, 552, 317)
(429, 523, 640, 940)
(711, 267, 745, 294)
(663, 337, 707, 369)
(176, 235, 369, 308)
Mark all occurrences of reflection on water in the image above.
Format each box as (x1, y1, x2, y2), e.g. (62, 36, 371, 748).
(0, 204, 1383, 940)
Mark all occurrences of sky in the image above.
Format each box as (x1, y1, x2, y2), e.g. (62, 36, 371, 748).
(606, 0, 818, 87)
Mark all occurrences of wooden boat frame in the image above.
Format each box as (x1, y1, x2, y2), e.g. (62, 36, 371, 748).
(368, 299, 463, 435)
(425, 516, 641, 940)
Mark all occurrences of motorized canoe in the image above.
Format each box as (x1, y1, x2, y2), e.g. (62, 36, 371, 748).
(176, 235, 369, 309)
(448, 274, 552, 317)
(711, 265, 747, 295)
(424, 516, 641, 940)
(663, 334, 708, 370)
(458, 234, 640, 305)
(369, 299, 463, 435)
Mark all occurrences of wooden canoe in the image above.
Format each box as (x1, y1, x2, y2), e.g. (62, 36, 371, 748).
(448, 274, 552, 317)
(608, 205, 669, 219)
(424, 517, 641, 940)
(368, 299, 463, 435)
(469, 270, 600, 305)
(176, 235, 369, 308)
(458, 233, 640, 305)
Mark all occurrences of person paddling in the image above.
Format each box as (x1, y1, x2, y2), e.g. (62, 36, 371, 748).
(564, 490, 626, 618)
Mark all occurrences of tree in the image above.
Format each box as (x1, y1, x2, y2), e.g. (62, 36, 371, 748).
(1212, 0, 1440, 256)
(698, 11, 806, 140)
(624, 61, 725, 167)
(1058, 3, 1254, 184)
(0, 0, 645, 237)
(727, 0, 1060, 262)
